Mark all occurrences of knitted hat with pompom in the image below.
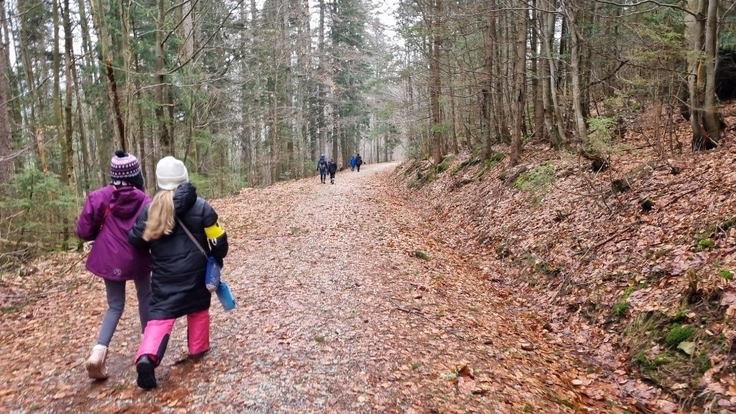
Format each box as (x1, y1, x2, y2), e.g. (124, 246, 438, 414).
(110, 150, 144, 190)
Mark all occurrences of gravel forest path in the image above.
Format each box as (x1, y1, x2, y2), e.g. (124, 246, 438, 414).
(0, 162, 638, 413)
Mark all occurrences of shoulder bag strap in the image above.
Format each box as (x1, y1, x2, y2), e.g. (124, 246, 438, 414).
(176, 217, 208, 258)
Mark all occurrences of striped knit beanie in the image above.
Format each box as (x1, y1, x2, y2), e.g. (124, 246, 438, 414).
(110, 150, 144, 190)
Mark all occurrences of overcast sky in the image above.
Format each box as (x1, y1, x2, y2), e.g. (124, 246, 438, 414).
(373, 0, 400, 41)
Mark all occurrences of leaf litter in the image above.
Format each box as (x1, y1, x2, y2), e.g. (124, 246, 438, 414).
(0, 162, 639, 413)
(8, 104, 736, 414)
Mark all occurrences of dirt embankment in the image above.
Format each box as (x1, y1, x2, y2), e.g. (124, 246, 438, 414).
(393, 131, 736, 413)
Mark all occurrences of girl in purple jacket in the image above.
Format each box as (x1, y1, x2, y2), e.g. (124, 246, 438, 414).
(75, 150, 152, 380)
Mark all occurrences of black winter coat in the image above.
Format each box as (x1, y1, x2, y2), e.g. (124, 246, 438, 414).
(129, 183, 228, 320)
(327, 161, 338, 174)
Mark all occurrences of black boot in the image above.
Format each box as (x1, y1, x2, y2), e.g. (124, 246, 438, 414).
(136, 355, 157, 390)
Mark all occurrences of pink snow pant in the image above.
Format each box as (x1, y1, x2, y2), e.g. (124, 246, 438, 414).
(135, 309, 210, 365)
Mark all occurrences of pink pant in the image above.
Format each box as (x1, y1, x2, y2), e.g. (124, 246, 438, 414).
(135, 309, 209, 364)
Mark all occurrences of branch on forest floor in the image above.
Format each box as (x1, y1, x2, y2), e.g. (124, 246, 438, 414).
(573, 226, 634, 256)
(390, 301, 468, 341)
(663, 187, 699, 208)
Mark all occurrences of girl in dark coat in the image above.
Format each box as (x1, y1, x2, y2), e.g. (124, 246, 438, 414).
(76, 150, 151, 380)
(327, 158, 338, 184)
(128, 156, 228, 389)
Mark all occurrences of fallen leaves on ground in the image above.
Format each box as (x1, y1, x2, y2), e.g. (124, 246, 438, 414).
(0, 162, 640, 413)
(386, 103, 736, 413)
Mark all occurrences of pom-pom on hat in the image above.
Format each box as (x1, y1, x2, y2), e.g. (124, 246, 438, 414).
(156, 156, 189, 190)
(110, 150, 142, 180)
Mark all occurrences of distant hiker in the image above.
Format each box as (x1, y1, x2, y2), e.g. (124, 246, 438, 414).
(317, 154, 328, 184)
(328, 158, 338, 184)
(128, 156, 229, 390)
(355, 153, 363, 172)
(350, 155, 356, 171)
(75, 150, 152, 380)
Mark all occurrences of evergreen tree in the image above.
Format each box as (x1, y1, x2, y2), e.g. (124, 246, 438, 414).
(330, 0, 370, 166)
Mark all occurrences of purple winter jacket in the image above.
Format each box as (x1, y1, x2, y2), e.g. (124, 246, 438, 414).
(76, 185, 152, 281)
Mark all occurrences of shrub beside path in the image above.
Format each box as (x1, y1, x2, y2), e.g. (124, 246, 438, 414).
(0, 162, 639, 413)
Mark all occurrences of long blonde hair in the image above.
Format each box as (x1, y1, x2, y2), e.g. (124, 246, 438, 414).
(142, 190, 176, 241)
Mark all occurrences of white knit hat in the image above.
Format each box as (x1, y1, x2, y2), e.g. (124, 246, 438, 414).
(156, 156, 189, 190)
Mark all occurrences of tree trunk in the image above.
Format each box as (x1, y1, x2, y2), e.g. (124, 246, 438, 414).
(332, 127, 339, 166)
(558, 11, 568, 94)
(702, 0, 721, 144)
(89, 0, 125, 151)
(78, 0, 95, 70)
(541, 0, 566, 145)
(449, 82, 458, 154)
(429, 0, 443, 164)
(492, 10, 509, 145)
(686, 0, 708, 150)
(156, 0, 172, 155)
(53, 0, 65, 180)
(182, 0, 194, 61)
(566, 7, 588, 144)
(510, 0, 528, 166)
(137, 94, 148, 188)
(87, 0, 110, 184)
(317, 0, 327, 156)
(119, 0, 133, 151)
(299, 0, 311, 177)
(0, 0, 21, 175)
(62, 0, 76, 191)
(531, 0, 545, 142)
(53, 0, 72, 248)
(0, 0, 13, 186)
(73, 45, 91, 191)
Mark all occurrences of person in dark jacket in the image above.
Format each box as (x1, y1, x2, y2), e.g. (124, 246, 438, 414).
(128, 156, 228, 390)
(317, 154, 328, 184)
(327, 157, 338, 184)
(355, 153, 363, 172)
(76, 150, 152, 380)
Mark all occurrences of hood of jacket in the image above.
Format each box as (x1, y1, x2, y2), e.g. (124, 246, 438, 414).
(109, 186, 150, 220)
(173, 182, 199, 216)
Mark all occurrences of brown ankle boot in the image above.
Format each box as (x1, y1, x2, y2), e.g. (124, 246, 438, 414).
(85, 344, 109, 380)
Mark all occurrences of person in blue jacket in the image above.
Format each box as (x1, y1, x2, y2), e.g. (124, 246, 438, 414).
(350, 155, 356, 171)
(317, 154, 328, 184)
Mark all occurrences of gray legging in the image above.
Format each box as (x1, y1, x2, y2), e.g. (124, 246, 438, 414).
(96, 277, 151, 347)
